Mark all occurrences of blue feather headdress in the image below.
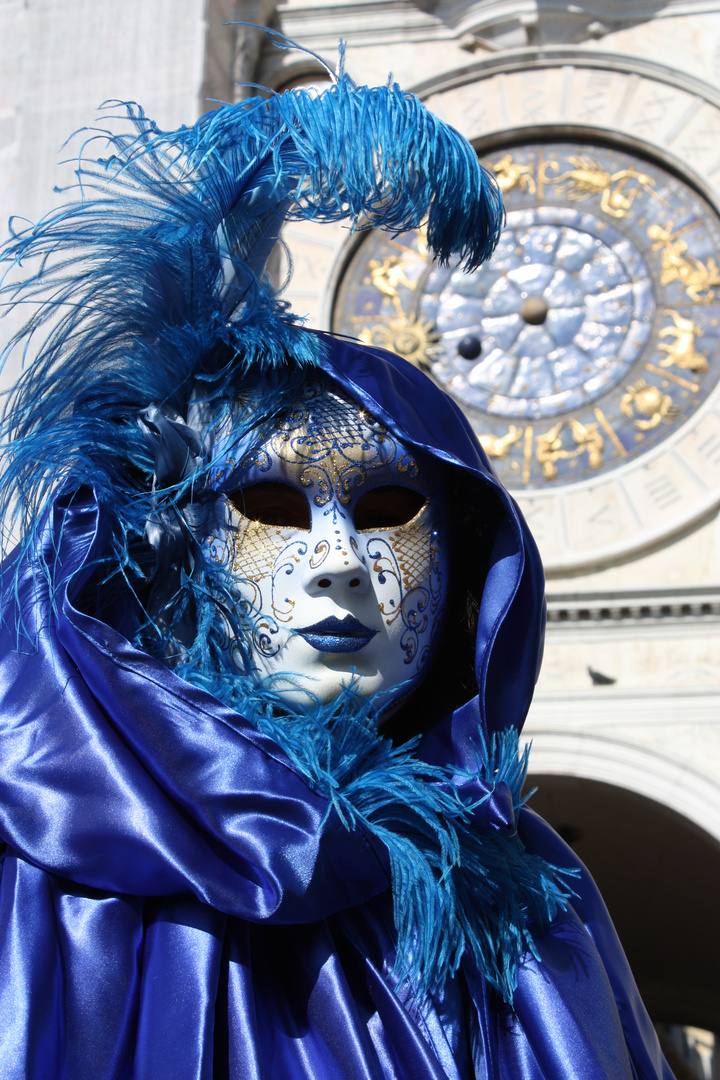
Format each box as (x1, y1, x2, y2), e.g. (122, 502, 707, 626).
(0, 71, 503, 564)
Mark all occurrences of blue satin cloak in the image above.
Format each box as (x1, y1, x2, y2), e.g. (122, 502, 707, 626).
(0, 494, 674, 1078)
(0, 336, 675, 1078)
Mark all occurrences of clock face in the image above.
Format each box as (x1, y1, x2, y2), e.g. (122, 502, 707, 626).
(333, 142, 720, 493)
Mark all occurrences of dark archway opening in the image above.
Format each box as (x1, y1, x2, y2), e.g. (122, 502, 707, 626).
(526, 775, 720, 1035)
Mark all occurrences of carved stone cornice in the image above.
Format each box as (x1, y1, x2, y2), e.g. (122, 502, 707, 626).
(546, 586, 720, 624)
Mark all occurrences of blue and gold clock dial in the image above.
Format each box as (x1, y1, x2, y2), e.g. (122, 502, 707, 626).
(332, 143, 720, 491)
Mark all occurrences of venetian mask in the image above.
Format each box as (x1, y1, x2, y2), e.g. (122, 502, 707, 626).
(199, 378, 449, 712)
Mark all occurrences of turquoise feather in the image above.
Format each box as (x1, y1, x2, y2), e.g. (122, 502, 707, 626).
(211, 675, 576, 1004)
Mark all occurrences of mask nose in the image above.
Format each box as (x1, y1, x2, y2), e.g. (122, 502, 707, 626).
(304, 514, 370, 597)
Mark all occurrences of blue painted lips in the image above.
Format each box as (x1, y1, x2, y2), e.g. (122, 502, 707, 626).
(297, 615, 377, 653)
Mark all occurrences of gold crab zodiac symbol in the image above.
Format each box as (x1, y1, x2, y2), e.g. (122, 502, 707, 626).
(658, 311, 709, 374)
(621, 381, 679, 430)
(545, 156, 657, 219)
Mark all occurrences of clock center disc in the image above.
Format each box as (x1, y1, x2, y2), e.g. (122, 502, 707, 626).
(520, 296, 549, 325)
(426, 206, 654, 420)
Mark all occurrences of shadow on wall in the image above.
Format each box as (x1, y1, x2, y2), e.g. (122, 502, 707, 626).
(419, 0, 681, 49)
(201, 0, 277, 113)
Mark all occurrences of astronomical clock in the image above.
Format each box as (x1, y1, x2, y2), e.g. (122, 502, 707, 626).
(330, 58, 720, 574)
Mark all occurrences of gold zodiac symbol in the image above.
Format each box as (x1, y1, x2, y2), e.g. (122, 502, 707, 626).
(544, 156, 657, 219)
(536, 419, 604, 481)
(657, 310, 709, 374)
(358, 314, 438, 371)
(492, 154, 536, 195)
(647, 222, 720, 302)
(569, 420, 605, 470)
(368, 256, 416, 318)
(360, 251, 437, 370)
(621, 381, 679, 430)
(478, 426, 523, 459)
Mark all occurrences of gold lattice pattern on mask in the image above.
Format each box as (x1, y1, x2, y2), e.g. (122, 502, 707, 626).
(390, 514, 433, 591)
(231, 522, 289, 583)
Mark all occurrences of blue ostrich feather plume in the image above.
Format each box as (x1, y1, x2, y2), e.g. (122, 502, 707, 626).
(0, 74, 503, 567)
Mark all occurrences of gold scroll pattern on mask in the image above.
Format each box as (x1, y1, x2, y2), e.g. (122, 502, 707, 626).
(230, 520, 291, 585)
(270, 383, 398, 503)
(228, 519, 306, 625)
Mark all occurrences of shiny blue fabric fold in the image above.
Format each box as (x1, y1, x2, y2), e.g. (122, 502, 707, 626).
(0, 488, 390, 922)
(0, 59, 675, 1076)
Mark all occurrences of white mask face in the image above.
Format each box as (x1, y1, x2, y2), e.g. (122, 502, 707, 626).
(201, 379, 449, 711)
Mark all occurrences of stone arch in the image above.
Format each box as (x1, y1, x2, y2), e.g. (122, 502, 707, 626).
(526, 767, 720, 1031)
(524, 729, 720, 843)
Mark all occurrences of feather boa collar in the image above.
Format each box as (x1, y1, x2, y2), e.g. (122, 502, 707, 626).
(191, 675, 576, 1005)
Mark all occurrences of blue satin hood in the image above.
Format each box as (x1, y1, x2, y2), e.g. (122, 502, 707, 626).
(320, 332, 546, 754)
(0, 332, 674, 1079)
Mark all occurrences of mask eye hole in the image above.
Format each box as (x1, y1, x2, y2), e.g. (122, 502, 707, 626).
(227, 482, 311, 530)
(354, 486, 427, 531)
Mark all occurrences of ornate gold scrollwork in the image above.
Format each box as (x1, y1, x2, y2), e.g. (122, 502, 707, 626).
(621, 380, 679, 430)
(657, 310, 709, 374)
(536, 419, 604, 480)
